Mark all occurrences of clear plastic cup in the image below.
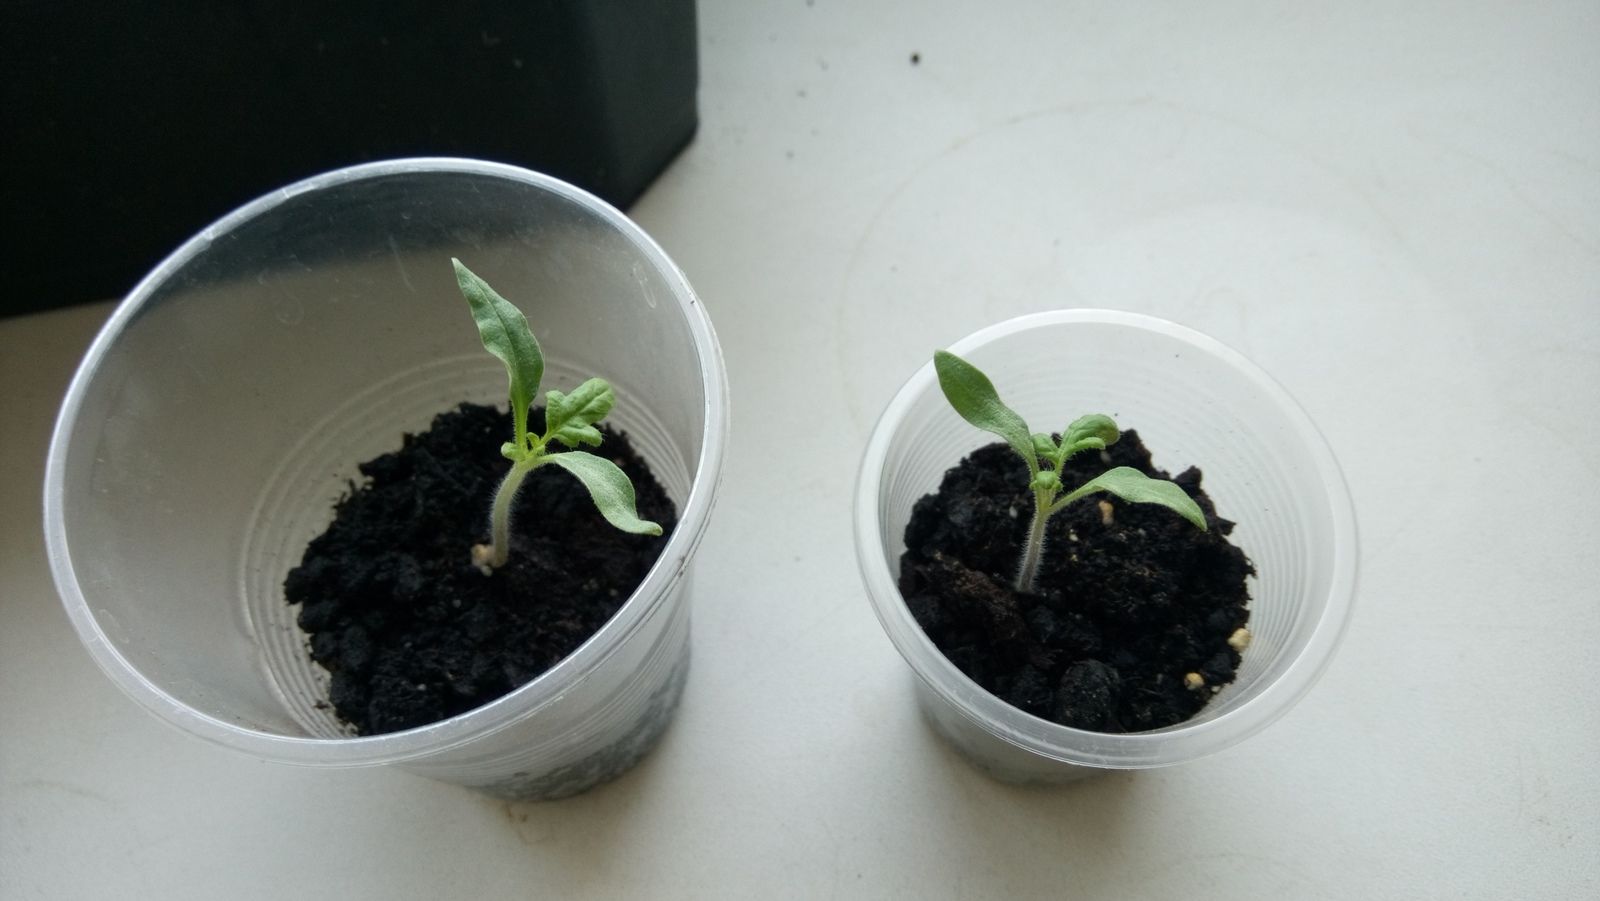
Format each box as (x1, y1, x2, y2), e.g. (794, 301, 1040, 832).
(44, 159, 728, 799)
(855, 311, 1357, 783)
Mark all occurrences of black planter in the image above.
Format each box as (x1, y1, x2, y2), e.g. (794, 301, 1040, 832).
(1, 0, 699, 317)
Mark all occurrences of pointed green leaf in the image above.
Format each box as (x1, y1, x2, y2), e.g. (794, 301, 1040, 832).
(455, 259, 543, 442)
(934, 350, 1036, 465)
(1057, 466, 1207, 530)
(545, 451, 664, 536)
(544, 378, 615, 448)
(1031, 433, 1060, 459)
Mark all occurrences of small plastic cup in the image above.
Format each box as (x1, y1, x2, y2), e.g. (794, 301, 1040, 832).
(44, 159, 728, 799)
(855, 311, 1357, 783)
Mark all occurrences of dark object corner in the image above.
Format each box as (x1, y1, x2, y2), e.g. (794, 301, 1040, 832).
(1, 0, 699, 318)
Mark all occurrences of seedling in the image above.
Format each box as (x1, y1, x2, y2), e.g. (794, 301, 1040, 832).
(455, 259, 662, 571)
(933, 349, 1206, 593)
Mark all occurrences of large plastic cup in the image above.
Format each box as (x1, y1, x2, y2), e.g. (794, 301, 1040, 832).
(44, 159, 728, 800)
(855, 311, 1356, 783)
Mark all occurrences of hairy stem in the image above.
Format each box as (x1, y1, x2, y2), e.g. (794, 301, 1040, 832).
(1015, 486, 1054, 593)
(487, 457, 538, 569)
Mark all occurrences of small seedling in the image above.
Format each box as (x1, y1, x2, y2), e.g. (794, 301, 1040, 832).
(455, 259, 662, 571)
(933, 349, 1206, 593)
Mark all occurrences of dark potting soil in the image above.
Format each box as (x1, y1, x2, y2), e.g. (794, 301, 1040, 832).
(283, 402, 676, 736)
(898, 431, 1253, 733)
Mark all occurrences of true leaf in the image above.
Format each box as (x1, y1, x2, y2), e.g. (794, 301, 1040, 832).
(1030, 469, 1062, 493)
(545, 451, 664, 535)
(934, 350, 1035, 465)
(1058, 466, 1208, 530)
(455, 258, 543, 442)
(544, 378, 615, 448)
(1062, 414, 1119, 455)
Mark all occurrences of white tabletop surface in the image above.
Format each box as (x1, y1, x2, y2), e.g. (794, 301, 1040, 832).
(4, 1, 1597, 897)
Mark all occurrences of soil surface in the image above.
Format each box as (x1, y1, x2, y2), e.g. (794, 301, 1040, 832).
(284, 402, 676, 735)
(898, 431, 1253, 732)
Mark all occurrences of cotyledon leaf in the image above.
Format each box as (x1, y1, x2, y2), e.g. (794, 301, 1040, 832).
(1056, 466, 1208, 530)
(934, 350, 1036, 466)
(455, 258, 543, 444)
(545, 451, 664, 536)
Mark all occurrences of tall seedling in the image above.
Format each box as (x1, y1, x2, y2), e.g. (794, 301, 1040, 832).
(455, 259, 662, 571)
(933, 350, 1206, 592)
